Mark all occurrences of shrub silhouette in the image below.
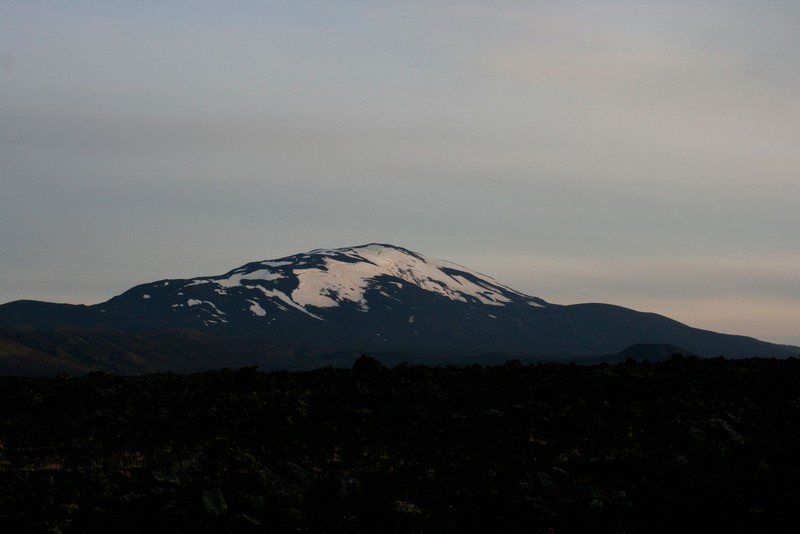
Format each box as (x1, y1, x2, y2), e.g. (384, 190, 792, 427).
(352, 354, 386, 376)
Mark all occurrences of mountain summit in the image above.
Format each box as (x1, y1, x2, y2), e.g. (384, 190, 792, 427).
(0, 244, 795, 374)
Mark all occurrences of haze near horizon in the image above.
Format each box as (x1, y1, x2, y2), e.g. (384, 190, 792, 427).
(1, 2, 798, 346)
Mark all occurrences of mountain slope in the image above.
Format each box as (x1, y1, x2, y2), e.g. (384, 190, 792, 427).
(0, 244, 795, 373)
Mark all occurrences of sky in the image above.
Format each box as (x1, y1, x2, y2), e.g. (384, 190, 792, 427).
(1, 1, 799, 346)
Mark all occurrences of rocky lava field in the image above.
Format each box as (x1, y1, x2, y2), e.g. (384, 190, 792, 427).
(1, 355, 800, 533)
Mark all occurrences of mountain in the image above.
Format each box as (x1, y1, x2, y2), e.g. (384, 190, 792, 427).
(0, 244, 795, 374)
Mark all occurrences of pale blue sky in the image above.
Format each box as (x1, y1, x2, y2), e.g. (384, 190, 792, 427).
(2, 1, 799, 345)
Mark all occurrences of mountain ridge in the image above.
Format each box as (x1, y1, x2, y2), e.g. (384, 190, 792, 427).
(0, 243, 795, 374)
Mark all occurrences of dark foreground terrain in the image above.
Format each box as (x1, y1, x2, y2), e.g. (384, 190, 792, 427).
(1, 356, 800, 533)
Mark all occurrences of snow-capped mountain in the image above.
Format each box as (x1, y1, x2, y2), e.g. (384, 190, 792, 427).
(113, 243, 547, 324)
(91, 244, 553, 353)
(0, 244, 796, 374)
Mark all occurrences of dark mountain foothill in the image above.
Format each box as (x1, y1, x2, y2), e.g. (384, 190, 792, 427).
(0, 244, 795, 375)
(1, 356, 799, 533)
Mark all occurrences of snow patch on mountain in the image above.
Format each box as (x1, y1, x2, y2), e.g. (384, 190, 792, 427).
(249, 286, 324, 320)
(217, 269, 284, 288)
(292, 244, 521, 309)
(186, 299, 228, 323)
(291, 263, 371, 311)
(247, 299, 267, 317)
